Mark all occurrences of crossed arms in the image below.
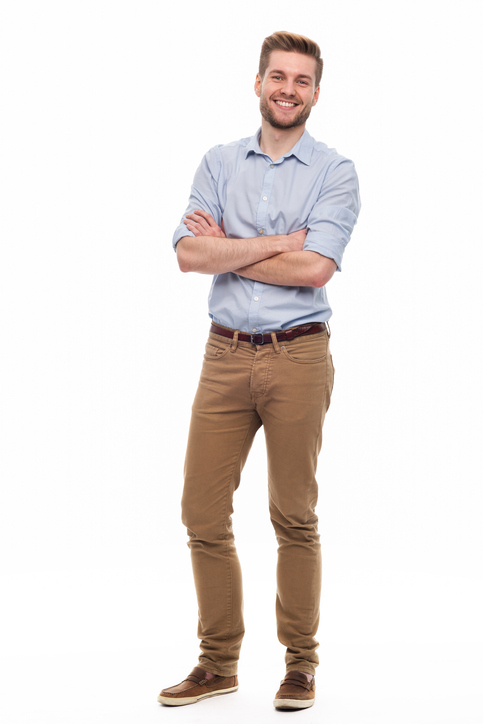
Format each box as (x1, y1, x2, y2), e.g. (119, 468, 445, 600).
(176, 210, 337, 288)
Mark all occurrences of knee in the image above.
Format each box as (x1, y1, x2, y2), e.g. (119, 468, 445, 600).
(180, 496, 202, 537)
(270, 507, 319, 545)
(181, 496, 233, 543)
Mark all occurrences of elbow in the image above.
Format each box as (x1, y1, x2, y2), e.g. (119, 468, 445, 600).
(178, 256, 192, 274)
(176, 239, 194, 273)
(311, 257, 337, 287)
(310, 269, 330, 288)
(313, 273, 332, 288)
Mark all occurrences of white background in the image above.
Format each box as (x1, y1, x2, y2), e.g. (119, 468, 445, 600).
(1, 1, 482, 722)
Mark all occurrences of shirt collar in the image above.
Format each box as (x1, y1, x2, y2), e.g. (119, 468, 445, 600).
(245, 127, 314, 165)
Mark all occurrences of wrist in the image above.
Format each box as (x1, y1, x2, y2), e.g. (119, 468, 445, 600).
(265, 234, 286, 255)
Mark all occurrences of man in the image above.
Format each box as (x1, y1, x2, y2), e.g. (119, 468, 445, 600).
(158, 31, 360, 710)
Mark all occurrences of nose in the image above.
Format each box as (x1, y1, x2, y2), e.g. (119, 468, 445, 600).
(281, 78, 296, 96)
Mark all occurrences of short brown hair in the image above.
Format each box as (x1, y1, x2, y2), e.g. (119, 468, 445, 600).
(259, 31, 323, 88)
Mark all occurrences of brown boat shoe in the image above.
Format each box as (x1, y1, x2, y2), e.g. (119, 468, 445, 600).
(273, 670, 316, 710)
(157, 666, 238, 706)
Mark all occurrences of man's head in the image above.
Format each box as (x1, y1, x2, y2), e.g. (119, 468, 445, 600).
(259, 31, 323, 88)
(255, 31, 323, 130)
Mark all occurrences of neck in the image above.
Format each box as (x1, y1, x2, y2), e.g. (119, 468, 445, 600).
(258, 120, 306, 162)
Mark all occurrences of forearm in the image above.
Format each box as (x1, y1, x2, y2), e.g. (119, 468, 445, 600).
(176, 234, 291, 275)
(235, 251, 337, 288)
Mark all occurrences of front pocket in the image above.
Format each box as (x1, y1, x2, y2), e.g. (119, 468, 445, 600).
(204, 339, 230, 360)
(280, 334, 328, 364)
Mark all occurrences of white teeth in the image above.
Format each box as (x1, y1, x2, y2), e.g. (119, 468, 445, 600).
(275, 101, 296, 107)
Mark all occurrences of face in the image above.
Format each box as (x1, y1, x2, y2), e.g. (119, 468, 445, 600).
(255, 50, 320, 130)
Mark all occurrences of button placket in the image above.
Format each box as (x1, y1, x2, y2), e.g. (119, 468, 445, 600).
(255, 159, 277, 241)
(249, 157, 280, 334)
(247, 281, 264, 333)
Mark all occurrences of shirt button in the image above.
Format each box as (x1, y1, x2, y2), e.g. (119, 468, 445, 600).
(270, 164, 274, 168)
(254, 296, 259, 301)
(252, 328, 257, 333)
(259, 229, 264, 235)
(262, 196, 267, 201)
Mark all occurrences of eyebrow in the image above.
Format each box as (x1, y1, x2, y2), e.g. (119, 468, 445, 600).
(269, 69, 313, 81)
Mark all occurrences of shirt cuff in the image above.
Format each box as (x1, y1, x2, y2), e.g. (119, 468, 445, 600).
(303, 232, 346, 271)
(172, 225, 195, 251)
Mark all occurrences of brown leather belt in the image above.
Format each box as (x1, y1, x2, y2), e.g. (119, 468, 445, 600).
(210, 322, 326, 346)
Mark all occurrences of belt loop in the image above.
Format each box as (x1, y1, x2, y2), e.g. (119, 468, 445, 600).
(270, 332, 281, 353)
(326, 321, 331, 338)
(230, 330, 239, 352)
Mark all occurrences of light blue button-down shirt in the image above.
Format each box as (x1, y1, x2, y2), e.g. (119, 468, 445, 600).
(172, 128, 361, 333)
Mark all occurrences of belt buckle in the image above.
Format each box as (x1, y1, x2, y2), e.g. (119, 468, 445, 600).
(250, 333, 264, 345)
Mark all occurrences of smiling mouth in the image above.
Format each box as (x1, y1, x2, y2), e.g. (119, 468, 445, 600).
(274, 100, 298, 108)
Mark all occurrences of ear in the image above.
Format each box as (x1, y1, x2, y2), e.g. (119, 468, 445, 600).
(312, 85, 320, 106)
(254, 73, 262, 98)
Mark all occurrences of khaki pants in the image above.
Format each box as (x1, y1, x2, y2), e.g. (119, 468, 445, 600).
(181, 325, 335, 677)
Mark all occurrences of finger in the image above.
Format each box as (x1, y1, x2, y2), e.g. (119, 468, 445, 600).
(185, 213, 208, 223)
(185, 213, 212, 232)
(185, 220, 204, 231)
(185, 223, 203, 237)
(193, 209, 216, 224)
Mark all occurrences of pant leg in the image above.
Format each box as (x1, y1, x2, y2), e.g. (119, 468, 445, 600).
(181, 332, 261, 676)
(256, 330, 334, 675)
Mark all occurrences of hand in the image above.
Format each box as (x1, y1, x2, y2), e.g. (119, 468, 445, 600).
(284, 228, 307, 252)
(184, 209, 226, 238)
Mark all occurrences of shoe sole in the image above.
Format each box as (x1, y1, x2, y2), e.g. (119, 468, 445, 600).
(158, 685, 238, 706)
(273, 697, 315, 710)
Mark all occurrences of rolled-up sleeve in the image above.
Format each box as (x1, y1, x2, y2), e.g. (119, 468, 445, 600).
(303, 158, 361, 271)
(172, 146, 223, 250)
